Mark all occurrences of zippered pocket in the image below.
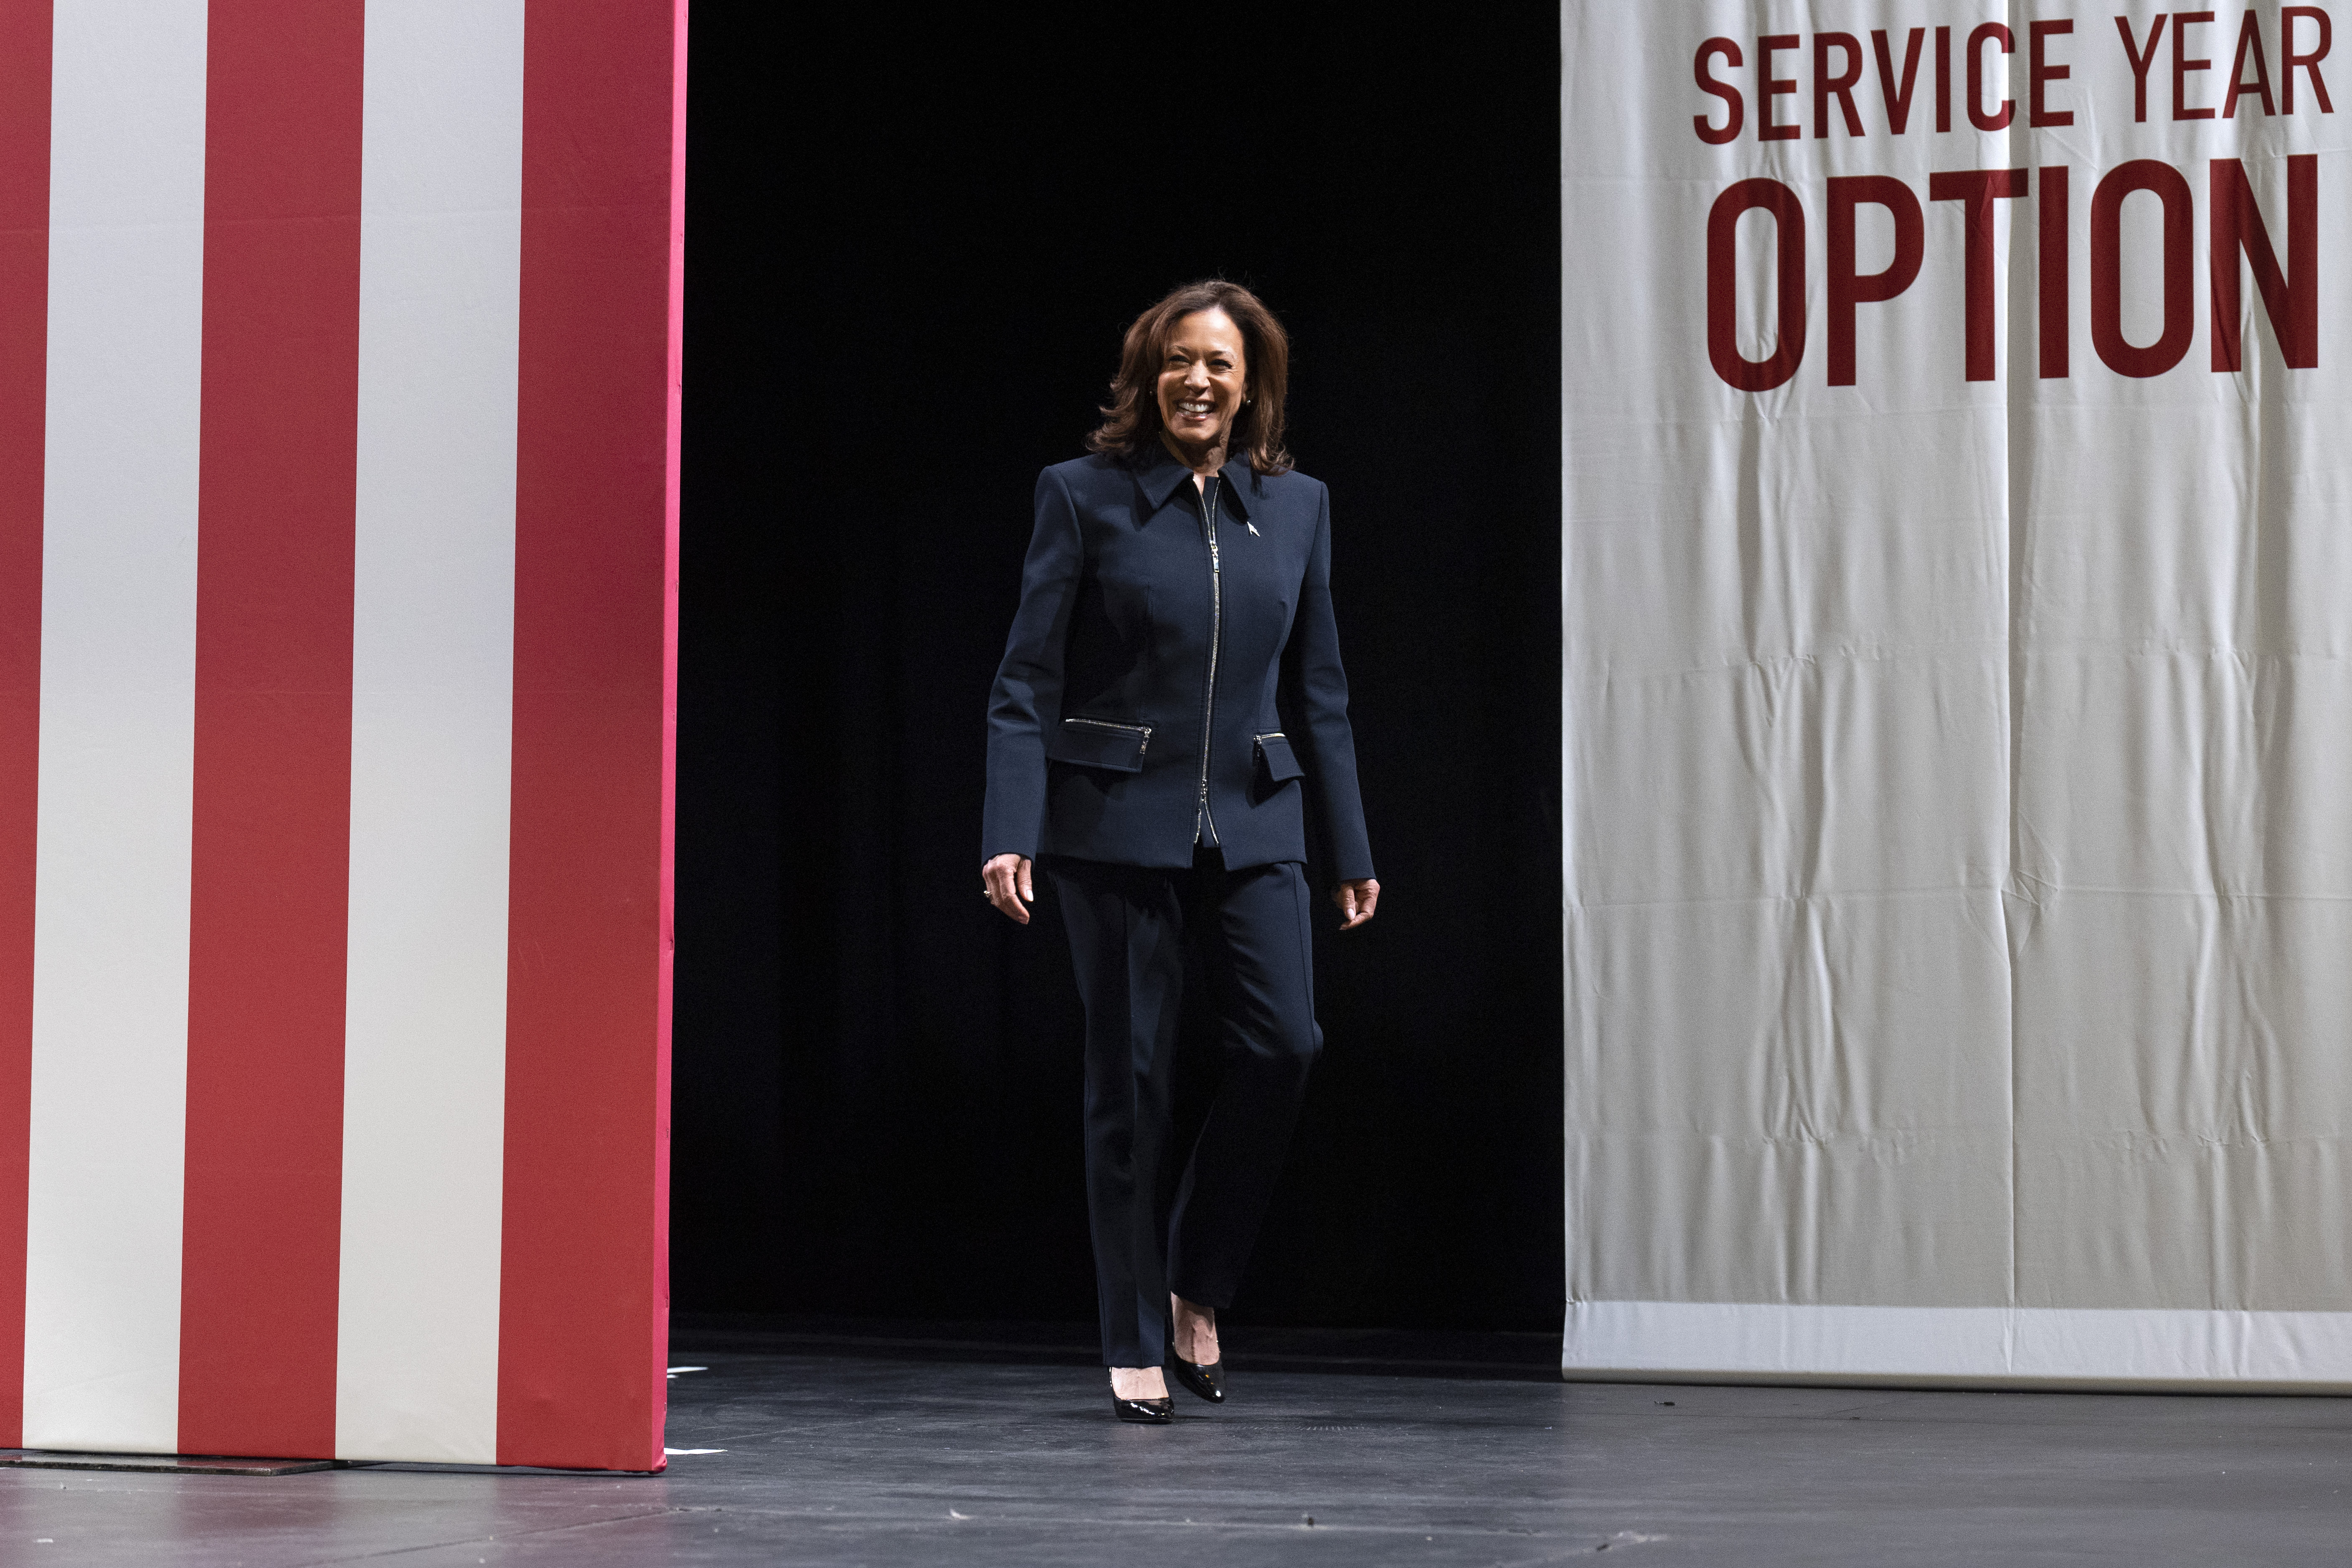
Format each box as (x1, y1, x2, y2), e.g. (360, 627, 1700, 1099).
(1254, 731, 1303, 785)
(1049, 716, 1153, 774)
(1066, 716, 1151, 750)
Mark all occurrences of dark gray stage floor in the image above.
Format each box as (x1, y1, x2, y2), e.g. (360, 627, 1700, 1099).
(5, 1338, 2352, 1565)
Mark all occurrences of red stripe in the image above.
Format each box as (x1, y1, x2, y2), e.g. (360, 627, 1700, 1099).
(498, 0, 683, 1473)
(0, 0, 48, 1454)
(178, 2, 363, 1460)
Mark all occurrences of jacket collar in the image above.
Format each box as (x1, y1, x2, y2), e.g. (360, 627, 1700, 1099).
(1132, 437, 1254, 520)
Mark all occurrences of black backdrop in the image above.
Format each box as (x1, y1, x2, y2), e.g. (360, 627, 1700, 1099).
(671, 8, 1563, 1334)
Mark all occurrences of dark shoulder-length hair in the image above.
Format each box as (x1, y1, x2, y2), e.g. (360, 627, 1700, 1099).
(1086, 280, 1293, 475)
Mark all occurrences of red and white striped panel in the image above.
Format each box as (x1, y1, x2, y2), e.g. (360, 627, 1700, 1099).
(0, 0, 682, 1471)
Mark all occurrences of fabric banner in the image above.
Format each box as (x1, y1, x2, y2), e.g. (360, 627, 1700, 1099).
(1563, 0, 2352, 1385)
(0, 0, 682, 1468)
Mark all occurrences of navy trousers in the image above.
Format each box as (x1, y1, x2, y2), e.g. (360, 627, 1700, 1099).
(1045, 849, 1323, 1368)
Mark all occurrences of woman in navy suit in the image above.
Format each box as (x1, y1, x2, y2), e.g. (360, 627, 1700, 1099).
(982, 280, 1378, 1422)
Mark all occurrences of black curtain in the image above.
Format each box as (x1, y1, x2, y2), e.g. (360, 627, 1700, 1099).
(672, 8, 1563, 1332)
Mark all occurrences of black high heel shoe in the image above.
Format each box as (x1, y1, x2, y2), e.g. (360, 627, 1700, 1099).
(1110, 1391, 1174, 1423)
(1168, 1354, 1224, 1403)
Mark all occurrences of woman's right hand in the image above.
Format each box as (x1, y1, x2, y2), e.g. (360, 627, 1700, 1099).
(984, 854, 1035, 924)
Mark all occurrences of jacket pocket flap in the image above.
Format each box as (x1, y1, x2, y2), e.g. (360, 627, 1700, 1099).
(1049, 717, 1150, 773)
(1256, 733, 1304, 784)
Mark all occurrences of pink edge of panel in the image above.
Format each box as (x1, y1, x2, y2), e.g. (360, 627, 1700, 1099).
(651, 0, 688, 1472)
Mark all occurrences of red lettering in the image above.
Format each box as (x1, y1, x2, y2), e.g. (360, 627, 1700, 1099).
(1968, 23, 2015, 130)
(1695, 37, 1743, 143)
(1708, 180, 1807, 391)
(1827, 177, 1924, 386)
(1816, 32, 1865, 137)
(2091, 160, 2195, 378)
(1936, 25, 1954, 131)
(1930, 170, 2029, 381)
(2174, 10, 2217, 119)
(2225, 13, 2277, 117)
(1873, 28, 1925, 133)
(1758, 35, 1800, 140)
(2030, 20, 2074, 126)
(2283, 7, 2334, 112)
(2210, 155, 2318, 370)
(2117, 14, 2167, 123)
(2040, 166, 2070, 379)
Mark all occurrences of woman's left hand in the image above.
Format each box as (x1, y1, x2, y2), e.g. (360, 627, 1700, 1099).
(1332, 878, 1379, 930)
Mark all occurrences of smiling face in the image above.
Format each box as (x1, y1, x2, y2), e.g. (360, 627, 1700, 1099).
(1154, 308, 1248, 463)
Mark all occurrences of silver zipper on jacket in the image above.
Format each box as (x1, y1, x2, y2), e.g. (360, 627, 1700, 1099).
(1195, 478, 1223, 847)
(1064, 716, 1152, 755)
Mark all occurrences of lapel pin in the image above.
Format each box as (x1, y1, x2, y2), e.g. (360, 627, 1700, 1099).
(1246, 522, 1260, 537)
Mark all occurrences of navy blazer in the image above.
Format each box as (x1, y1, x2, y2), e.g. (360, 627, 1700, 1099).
(983, 442, 1374, 879)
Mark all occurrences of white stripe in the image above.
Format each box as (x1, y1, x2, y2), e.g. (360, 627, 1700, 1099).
(22, 0, 209, 1454)
(335, 0, 525, 1465)
(1565, 1302, 2352, 1391)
